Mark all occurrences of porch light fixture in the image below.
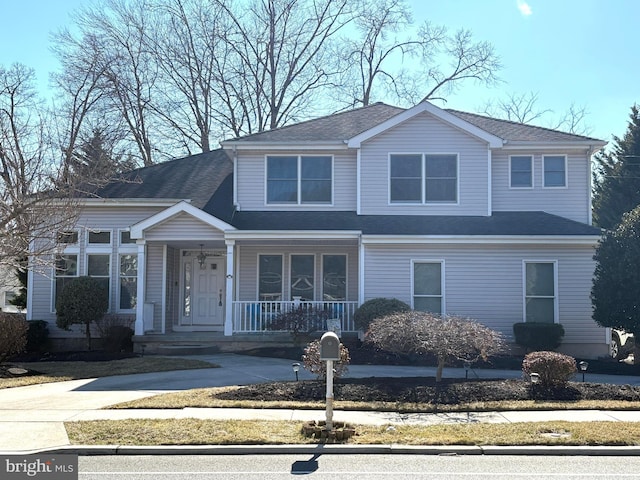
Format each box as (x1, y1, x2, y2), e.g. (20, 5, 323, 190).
(292, 362, 300, 381)
(197, 244, 207, 269)
(578, 361, 588, 382)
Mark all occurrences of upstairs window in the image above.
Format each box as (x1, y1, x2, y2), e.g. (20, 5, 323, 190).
(543, 155, 566, 187)
(510, 155, 533, 188)
(390, 154, 457, 204)
(266, 156, 332, 204)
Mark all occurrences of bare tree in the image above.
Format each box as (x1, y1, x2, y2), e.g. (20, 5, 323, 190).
(482, 91, 591, 135)
(0, 64, 80, 272)
(214, 0, 351, 133)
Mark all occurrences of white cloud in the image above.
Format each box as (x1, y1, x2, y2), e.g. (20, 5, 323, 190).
(517, 0, 533, 16)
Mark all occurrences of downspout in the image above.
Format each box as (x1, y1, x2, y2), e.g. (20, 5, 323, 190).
(587, 145, 598, 226)
(487, 149, 492, 216)
(232, 145, 238, 209)
(355, 143, 361, 215)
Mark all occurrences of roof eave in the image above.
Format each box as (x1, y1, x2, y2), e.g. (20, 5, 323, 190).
(220, 140, 349, 151)
(361, 234, 602, 245)
(500, 140, 607, 151)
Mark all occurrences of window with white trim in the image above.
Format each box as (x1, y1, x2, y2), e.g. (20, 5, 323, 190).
(510, 155, 533, 188)
(87, 254, 110, 308)
(57, 230, 79, 244)
(88, 230, 111, 245)
(119, 254, 137, 310)
(413, 261, 443, 314)
(390, 154, 457, 203)
(322, 255, 346, 301)
(266, 155, 332, 204)
(53, 254, 78, 310)
(524, 261, 556, 323)
(3, 291, 16, 308)
(543, 155, 566, 187)
(120, 230, 136, 245)
(291, 255, 314, 300)
(259, 255, 282, 301)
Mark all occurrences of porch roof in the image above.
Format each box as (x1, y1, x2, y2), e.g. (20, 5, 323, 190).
(224, 210, 602, 237)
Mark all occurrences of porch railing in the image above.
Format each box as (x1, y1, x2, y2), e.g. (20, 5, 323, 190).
(232, 300, 358, 333)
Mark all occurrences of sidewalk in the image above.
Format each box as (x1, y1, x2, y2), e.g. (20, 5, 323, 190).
(1, 353, 639, 454)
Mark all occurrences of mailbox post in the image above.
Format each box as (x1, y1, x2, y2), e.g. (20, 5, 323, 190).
(319, 331, 340, 431)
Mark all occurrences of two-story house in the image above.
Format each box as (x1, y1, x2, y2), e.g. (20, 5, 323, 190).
(27, 101, 608, 357)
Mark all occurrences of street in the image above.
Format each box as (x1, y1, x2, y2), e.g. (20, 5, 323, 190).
(78, 454, 640, 479)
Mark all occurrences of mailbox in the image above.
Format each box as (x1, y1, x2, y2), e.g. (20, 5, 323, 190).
(320, 331, 340, 361)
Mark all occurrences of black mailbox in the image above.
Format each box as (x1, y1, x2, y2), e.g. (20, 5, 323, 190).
(320, 331, 340, 361)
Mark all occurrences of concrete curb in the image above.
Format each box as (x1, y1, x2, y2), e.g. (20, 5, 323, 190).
(9, 444, 640, 457)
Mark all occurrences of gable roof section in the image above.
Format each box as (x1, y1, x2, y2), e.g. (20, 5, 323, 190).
(130, 201, 235, 239)
(222, 210, 601, 238)
(90, 149, 233, 209)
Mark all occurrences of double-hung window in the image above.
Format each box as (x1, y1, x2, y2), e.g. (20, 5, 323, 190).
(119, 254, 137, 310)
(390, 154, 457, 203)
(266, 155, 332, 204)
(87, 254, 110, 307)
(412, 261, 444, 314)
(524, 261, 557, 323)
(322, 255, 347, 301)
(510, 155, 533, 188)
(291, 255, 315, 300)
(543, 155, 566, 187)
(53, 254, 78, 310)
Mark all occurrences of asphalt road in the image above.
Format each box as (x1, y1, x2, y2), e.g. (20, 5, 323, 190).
(78, 454, 640, 479)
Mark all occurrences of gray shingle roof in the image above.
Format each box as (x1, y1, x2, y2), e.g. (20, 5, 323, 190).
(224, 210, 602, 236)
(224, 102, 603, 145)
(92, 149, 233, 209)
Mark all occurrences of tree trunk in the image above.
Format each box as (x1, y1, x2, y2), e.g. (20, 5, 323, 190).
(85, 322, 92, 351)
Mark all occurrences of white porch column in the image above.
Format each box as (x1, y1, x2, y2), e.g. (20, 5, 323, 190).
(224, 240, 235, 336)
(134, 240, 147, 335)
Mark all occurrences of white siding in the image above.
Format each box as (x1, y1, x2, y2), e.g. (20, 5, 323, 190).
(492, 150, 591, 223)
(236, 150, 357, 211)
(363, 242, 604, 347)
(237, 243, 358, 301)
(146, 243, 164, 331)
(359, 111, 489, 216)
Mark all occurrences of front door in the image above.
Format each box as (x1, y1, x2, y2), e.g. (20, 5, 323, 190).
(191, 257, 224, 328)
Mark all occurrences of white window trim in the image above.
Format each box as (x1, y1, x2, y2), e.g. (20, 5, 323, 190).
(542, 155, 568, 189)
(321, 253, 348, 302)
(289, 253, 316, 301)
(522, 260, 559, 324)
(117, 253, 138, 313)
(410, 259, 445, 314)
(257, 253, 284, 302)
(118, 228, 137, 249)
(388, 153, 460, 205)
(509, 155, 534, 189)
(264, 155, 334, 206)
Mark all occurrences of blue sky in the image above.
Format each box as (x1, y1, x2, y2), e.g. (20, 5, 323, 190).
(0, 0, 637, 145)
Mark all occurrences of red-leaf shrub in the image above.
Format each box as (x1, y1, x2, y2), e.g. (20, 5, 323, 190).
(0, 312, 28, 363)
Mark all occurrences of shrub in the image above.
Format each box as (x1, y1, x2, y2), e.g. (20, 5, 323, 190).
(302, 339, 350, 380)
(522, 351, 577, 387)
(353, 298, 410, 331)
(268, 306, 332, 344)
(0, 312, 28, 363)
(25, 320, 49, 353)
(513, 322, 565, 351)
(56, 276, 109, 350)
(367, 311, 505, 382)
(103, 325, 134, 353)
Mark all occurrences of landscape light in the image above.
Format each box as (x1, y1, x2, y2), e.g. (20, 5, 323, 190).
(292, 362, 300, 381)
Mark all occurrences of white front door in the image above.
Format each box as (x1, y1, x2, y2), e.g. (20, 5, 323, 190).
(191, 257, 224, 328)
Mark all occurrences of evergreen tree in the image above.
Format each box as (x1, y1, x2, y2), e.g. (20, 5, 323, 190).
(8, 257, 28, 310)
(592, 105, 640, 229)
(591, 205, 640, 336)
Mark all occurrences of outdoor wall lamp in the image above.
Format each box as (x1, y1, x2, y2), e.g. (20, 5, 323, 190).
(579, 361, 588, 382)
(197, 244, 207, 269)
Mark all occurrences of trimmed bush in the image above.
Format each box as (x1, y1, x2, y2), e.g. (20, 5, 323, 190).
(513, 322, 565, 351)
(522, 351, 577, 387)
(103, 325, 134, 353)
(268, 306, 332, 344)
(354, 298, 410, 331)
(26, 320, 49, 353)
(302, 339, 350, 380)
(0, 312, 28, 363)
(56, 276, 108, 350)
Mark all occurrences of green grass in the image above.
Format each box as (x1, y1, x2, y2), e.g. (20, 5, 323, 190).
(1, 357, 218, 389)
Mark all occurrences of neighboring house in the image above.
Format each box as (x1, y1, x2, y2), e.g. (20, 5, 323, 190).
(27, 101, 608, 357)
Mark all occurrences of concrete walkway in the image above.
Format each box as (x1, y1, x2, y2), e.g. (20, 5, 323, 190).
(1, 353, 639, 454)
